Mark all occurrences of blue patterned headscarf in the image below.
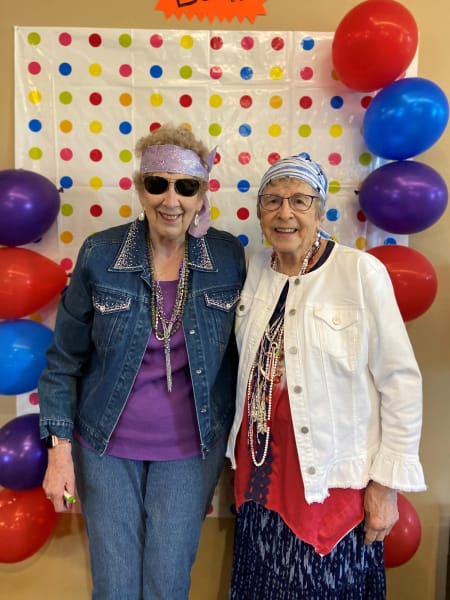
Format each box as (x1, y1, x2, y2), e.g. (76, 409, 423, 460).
(258, 152, 328, 206)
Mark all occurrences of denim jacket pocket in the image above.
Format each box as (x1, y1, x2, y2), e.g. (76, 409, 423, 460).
(93, 289, 132, 314)
(204, 289, 240, 312)
(92, 288, 133, 349)
(202, 288, 240, 349)
(313, 306, 360, 371)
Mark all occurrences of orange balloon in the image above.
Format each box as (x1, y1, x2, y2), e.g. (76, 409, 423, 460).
(0, 487, 59, 563)
(0, 247, 67, 318)
(367, 245, 437, 321)
(384, 493, 421, 568)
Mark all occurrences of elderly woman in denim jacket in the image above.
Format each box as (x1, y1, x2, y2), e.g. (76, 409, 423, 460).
(39, 123, 246, 600)
(226, 152, 426, 599)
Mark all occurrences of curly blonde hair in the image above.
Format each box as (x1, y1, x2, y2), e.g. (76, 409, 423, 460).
(133, 123, 210, 193)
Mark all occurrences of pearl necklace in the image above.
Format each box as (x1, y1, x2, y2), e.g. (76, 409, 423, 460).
(247, 233, 321, 467)
(147, 236, 189, 392)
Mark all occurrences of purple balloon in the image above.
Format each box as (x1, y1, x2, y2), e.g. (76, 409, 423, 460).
(0, 413, 48, 490)
(359, 160, 448, 234)
(0, 169, 60, 246)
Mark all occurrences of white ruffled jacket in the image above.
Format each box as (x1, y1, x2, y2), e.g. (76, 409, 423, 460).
(226, 243, 426, 504)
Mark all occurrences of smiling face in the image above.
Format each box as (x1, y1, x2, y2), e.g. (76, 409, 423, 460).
(139, 171, 204, 247)
(259, 177, 323, 273)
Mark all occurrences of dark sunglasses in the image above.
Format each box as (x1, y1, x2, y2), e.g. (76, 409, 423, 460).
(143, 175, 201, 197)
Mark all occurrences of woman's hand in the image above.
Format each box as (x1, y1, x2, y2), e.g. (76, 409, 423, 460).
(43, 442, 76, 512)
(363, 481, 399, 544)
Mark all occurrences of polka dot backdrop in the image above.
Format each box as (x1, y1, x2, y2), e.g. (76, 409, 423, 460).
(13, 27, 416, 516)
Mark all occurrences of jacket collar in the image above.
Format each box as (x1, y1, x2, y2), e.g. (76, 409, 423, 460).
(110, 219, 217, 273)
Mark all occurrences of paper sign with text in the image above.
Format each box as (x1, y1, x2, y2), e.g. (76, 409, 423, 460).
(154, 0, 267, 23)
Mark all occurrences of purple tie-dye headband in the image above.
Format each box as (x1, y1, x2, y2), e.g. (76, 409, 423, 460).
(140, 144, 216, 180)
(140, 144, 217, 238)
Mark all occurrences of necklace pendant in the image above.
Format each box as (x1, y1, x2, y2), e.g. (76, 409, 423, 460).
(164, 338, 172, 392)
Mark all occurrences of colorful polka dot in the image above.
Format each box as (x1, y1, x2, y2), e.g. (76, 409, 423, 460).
(90, 149, 103, 162)
(301, 37, 315, 51)
(89, 33, 102, 47)
(15, 26, 405, 302)
(119, 177, 133, 190)
(210, 66, 223, 80)
(89, 63, 102, 77)
(90, 177, 103, 190)
(270, 95, 283, 109)
(29, 147, 43, 160)
(59, 62, 72, 76)
(180, 35, 194, 49)
(210, 94, 222, 108)
(240, 66, 253, 81)
(60, 148, 73, 160)
(241, 36, 254, 50)
(89, 120, 103, 134)
(29, 119, 42, 132)
(119, 93, 132, 106)
(239, 124, 252, 137)
(90, 92, 102, 106)
(150, 65, 163, 78)
(237, 207, 250, 220)
(59, 32, 72, 46)
(28, 62, 41, 75)
(179, 66, 193, 79)
(150, 34, 163, 48)
(90, 204, 103, 217)
(271, 37, 284, 51)
(61, 203, 73, 216)
(119, 204, 132, 218)
(268, 124, 282, 137)
(300, 67, 313, 80)
(238, 152, 251, 165)
(119, 64, 132, 77)
(299, 96, 312, 109)
(119, 34, 132, 48)
(210, 36, 223, 50)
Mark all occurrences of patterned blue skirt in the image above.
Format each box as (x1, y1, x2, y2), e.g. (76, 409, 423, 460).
(229, 502, 386, 600)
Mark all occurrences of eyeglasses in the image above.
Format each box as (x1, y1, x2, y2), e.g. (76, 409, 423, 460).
(143, 175, 201, 197)
(258, 193, 318, 212)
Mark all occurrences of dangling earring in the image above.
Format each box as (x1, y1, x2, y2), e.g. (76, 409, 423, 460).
(261, 230, 266, 245)
(138, 210, 145, 222)
(193, 213, 199, 227)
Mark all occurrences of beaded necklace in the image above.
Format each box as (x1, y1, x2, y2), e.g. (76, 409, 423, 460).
(147, 236, 189, 392)
(247, 234, 321, 467)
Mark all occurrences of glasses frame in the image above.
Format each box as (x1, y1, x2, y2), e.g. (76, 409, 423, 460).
(143, 175, 201, 197)
(258, 192, 318, 213)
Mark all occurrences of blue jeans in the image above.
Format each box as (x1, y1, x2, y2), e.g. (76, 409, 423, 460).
(72, 437, 227, 599)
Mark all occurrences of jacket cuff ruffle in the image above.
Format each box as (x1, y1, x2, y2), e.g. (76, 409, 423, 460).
(369, 450, 426, 492)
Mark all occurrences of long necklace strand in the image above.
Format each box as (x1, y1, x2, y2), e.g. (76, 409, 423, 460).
(148, 237, 189, 392)
(248, 233, 321, 467)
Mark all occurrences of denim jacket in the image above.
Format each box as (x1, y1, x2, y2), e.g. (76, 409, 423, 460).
(39, 219, 246, 457)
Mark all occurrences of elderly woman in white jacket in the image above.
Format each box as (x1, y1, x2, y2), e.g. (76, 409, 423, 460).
(226, 152, 426, 600)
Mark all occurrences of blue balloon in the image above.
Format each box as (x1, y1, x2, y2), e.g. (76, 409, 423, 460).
(359, 160, 448, 234)
(0, 413, 47, 490)
(363, 77, 449, 160)
(0, 169, 60, 246)
(0, 320, 53, 394)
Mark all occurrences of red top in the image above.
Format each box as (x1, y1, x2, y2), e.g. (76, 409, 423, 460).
(234, 370, 365, 556)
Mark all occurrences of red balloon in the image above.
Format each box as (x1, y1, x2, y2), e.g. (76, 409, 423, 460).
(384, 493, 421, 568)
(0, 487, 59, 563)
(367, 245, 437, 321)
(332, 0, 418, 92)
(0, 247, 67, 319)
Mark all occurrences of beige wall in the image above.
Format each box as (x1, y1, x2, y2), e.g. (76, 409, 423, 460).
(1, 1, 449, 598)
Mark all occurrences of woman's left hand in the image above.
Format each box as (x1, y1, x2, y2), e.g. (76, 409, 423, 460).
(363, 481, 399, 544)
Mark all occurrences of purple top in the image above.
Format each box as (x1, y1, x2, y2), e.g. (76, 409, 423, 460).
(106, 280, 201, 460)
